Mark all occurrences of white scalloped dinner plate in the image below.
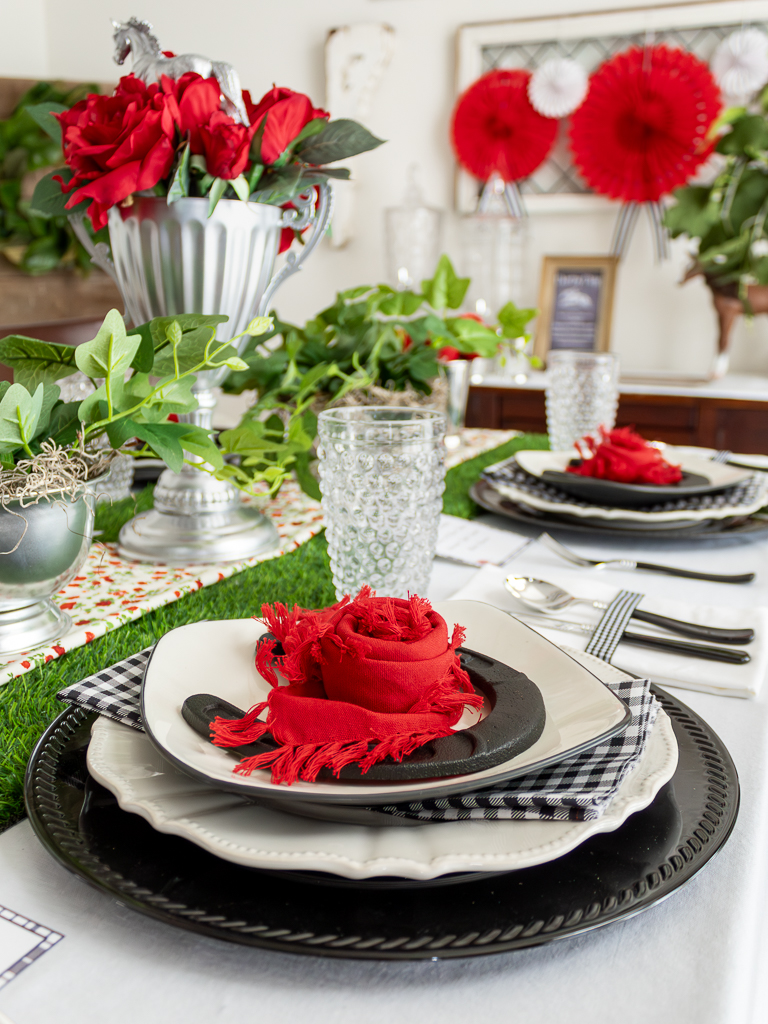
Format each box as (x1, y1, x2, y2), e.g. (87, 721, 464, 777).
(87, 651, 677, 881)
(138, 602, 630, 805)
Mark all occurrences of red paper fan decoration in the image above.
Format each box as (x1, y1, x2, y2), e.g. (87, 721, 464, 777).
(451, 69, 558, 182)
(569, 45, 721, 203)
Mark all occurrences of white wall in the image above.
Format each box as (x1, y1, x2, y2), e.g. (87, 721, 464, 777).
(14, 0, 768, 375)
(0, 0, 49, 79)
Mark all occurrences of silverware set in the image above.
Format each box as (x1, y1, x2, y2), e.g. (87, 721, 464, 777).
(501, 533, 757, 665)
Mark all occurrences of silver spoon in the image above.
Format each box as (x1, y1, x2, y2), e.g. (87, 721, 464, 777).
(505, 576, 754, 645)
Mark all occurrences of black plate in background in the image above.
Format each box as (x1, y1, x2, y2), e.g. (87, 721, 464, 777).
(470, 478, 768, 542)
(24, 686, 738, 960)
(540, 469, 717, 508)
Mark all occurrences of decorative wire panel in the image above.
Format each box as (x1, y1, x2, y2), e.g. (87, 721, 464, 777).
(481, 20, 768, 196)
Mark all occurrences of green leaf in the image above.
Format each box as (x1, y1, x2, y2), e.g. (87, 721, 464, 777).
(222, 355, 248, 371)
(0, 382, 44, 452)
(46, 400, 82, 448)
(230, 174, 250, 203)
(167, 142, 191, 204)
(717, 114, 768, 156)
(139, 376, 198, 422)
(421, 255, 470, 311)
(445, 317, 500, 356)
(247, 316, 273, 337)
(178, 427, 224, 470)
(296, 119, 385, 164)
(24, 102, 68, 145)
(208, 177, 228, 217)
(75, 310, 140, 396)
(106, 420, 215, 473)
(126, 321, 155, 373)
(371, 290, 424, 317)
(151, 325, 238, 377)
(293, 450, 321, 499)
(34, 383, 61, 438)
(497, 301, 537, 339)
(664, 186, 721, 240)
(28, 167, 89, 219)
(0, 334, 77, 388)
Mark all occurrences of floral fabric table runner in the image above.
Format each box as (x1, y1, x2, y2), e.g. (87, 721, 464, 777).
(0, 428, 516, 686)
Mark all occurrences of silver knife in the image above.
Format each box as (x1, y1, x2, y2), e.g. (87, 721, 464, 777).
(511, 612, 750, 664)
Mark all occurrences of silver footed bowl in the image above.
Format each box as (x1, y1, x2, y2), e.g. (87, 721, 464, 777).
(0, 480, 102, 656)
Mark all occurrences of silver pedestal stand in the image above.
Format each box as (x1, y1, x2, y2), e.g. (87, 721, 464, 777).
(72, 187, 332, 566)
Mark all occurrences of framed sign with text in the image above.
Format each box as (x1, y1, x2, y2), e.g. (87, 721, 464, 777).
(534, 255, 618, 363)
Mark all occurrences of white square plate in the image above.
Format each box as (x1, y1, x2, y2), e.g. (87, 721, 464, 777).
(139, 601, 630, 805)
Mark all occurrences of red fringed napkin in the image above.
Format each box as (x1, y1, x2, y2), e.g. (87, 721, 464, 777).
(566, 427, 683, 485)
(210, 588, 481, 785)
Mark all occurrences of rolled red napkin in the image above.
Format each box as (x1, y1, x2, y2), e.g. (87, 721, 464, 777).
(566, 426, 683, 485)
(210, 588, 482, 785)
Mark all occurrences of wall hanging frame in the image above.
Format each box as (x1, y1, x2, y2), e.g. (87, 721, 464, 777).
(534, 254, 618, 363)
(455, 0, 768, 215)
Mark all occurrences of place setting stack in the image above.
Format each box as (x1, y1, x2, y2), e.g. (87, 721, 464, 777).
(25, 400, 747, 960)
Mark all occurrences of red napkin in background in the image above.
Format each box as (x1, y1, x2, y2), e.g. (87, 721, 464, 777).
(211, 589, 481, 785)
(566, 427, 683, 485)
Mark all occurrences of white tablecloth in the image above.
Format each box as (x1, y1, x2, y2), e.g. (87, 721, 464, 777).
(3, 517, 768, 1024)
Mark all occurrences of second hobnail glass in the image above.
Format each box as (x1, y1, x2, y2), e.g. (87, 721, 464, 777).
(317, 408, 446, 599)
(545, 351, 619, 452)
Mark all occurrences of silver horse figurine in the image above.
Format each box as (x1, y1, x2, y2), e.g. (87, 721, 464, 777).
(112, 17, 250, 125)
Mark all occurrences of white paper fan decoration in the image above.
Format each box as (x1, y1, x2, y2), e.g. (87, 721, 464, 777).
(711, 28, 768, 97)
(528, 58, 589, 118)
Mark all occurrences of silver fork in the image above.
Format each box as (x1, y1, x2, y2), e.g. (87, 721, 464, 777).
(539, 532, 755, 584)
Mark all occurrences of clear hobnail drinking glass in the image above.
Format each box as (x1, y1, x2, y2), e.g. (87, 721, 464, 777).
(545, 351, 619, 452)
(317, 408, 446, 600)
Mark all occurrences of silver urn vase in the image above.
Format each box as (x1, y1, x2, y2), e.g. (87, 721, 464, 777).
(0, 486, 97, 655)
(71, 187, 332, 564)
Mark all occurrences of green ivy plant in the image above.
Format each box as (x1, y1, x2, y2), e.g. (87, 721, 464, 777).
(0, 81, 103, 275)
(0, 310, 321, 499)
(224, 253, 537, 434)
(665, 101, 768, 294)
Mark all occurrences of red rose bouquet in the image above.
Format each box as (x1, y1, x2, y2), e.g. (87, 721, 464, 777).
(211, 589, 482, 785)
(567, 426, 683, 485)
(33, 72, 384, 251)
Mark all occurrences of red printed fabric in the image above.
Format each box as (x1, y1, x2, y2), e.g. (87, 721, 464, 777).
(210, 589, 481, 785)
(566, 426, 683, 485)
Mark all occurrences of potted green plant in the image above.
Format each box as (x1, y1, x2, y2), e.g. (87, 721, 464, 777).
(665, 101, 768, 375)
(222, 255, 538, 492)
(0, 80, 103, 275)
(0, 307, 287, 653)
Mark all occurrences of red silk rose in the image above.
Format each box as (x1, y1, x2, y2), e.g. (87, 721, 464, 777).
(163, 73, 254, 179)
(211, 588, 480, 785)
(245, 85, 328, 164)
(567, 426, 683, 485)
(58, 72, 258, 228)
(57, 75, 176, 230)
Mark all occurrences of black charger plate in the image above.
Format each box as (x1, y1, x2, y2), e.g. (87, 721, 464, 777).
(471, 478, 768, 541)
(24, 686, 738, 960)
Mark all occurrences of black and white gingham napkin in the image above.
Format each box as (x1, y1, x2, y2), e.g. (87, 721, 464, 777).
(483, 456, 763, 514)
(375, 675, 658, 822)
(58, 626, 658, 824)
(58, 647, 152, 730)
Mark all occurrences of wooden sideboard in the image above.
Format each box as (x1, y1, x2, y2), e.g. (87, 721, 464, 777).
(466, 380, 768, 454)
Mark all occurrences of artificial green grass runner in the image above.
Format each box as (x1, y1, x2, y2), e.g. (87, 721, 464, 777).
(0, 433, 546, 832)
